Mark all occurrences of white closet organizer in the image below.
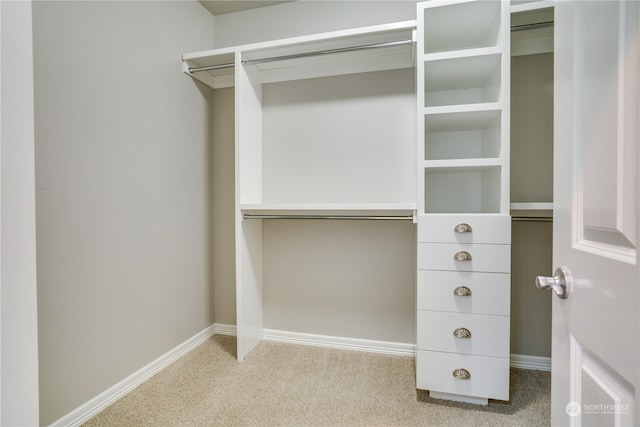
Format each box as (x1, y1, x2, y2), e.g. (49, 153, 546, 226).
(182, 21, 418, 361)
(416, 0, 511, 405)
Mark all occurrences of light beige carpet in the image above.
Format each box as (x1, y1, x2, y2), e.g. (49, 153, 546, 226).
(83, 335, 550, 426)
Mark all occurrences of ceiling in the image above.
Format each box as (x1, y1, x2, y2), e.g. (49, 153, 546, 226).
(198, 1, 293, 16)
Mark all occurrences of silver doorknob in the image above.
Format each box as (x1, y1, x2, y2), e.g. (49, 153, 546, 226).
(535, 267, 571, 299)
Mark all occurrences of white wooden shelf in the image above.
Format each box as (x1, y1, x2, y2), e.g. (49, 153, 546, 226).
(423, 158, 503, 169)
(182, 20, 416, 88)
(510, 0, 554, 13)
(423, 102, 503, 116)
(422, 46, 502, 63)
(240, 203, 416, 217)
(510, 202, 553, 210)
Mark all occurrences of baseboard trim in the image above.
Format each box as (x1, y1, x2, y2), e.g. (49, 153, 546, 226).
(50, 324, 217, 427)
(510, 353, 551, 371)
(263, 328, 415, 357)
(213, 322, 237, 336)
(51, 324, 550, 426)
(214, 324, 551, 369)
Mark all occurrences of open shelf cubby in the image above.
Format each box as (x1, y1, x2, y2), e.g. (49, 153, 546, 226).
(422, 1, 502, 54)
(424, 108, 501, 160)
(424, 53, 502, 107)
(424, 166, 502, 214)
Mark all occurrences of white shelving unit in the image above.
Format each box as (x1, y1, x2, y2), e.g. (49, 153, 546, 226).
(416, 0, 511, 405)
(179, 1, 554, 403)
(183, 21, 417, 361)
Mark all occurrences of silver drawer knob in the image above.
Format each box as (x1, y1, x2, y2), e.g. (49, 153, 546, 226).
(452, 368, 471, 380)
(453, 327, 472, 338)
(453, 251, 472, 261)
(453, 286, 472, 296)
(454, 223, 473, 233)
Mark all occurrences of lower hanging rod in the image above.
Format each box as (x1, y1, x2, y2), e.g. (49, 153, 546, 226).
(243, 214, 414, 221)
(511, 20, 554, 32)
(512, 216, 553, 222)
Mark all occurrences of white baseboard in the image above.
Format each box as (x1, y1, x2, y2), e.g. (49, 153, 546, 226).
(50, 324, 217, 427)
(52, 324, 550, 426)
(510, 353, 552, 371)
(263, 328, 416, 356)
(215, 323, 551, 371)
(213, 322, 237, 336)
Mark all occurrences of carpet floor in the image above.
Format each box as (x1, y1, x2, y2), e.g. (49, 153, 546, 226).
(83, 335, 551, 426)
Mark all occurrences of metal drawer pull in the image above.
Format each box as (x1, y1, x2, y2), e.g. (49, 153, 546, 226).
(453, 251, 472, 261)
(454, 223, 473, 233)
(453, 286, 472, 296)
(452, 368, 471, 380)
(453, 327, 472, 338)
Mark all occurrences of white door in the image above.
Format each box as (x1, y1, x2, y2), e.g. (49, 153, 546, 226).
(546, 1, 639, 426)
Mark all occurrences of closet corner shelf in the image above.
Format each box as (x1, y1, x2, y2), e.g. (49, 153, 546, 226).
(510, 202, 554, 220)
(423, 158, 504, 169)
(510, 202, 553, 210)
(240, 203, 417, 218)
(182, 20, 417, 88)
(422, 46, 502, 63)
(423, 102, 503, 116)
(510, 0, 555, 13)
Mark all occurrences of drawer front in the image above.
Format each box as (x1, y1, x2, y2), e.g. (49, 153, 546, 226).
(417, 270, 510, 315)
(418, 243, 511, 273)
(418, 215, 511, 244)
(417, 311, 510, 358)
(416, 350, 509, 401)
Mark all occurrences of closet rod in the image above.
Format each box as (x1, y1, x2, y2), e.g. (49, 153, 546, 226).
(187, 38, 414, 74)
(243, 214, 414, 221)
(187, 62, 235, 74)
(241, 39, 414, 66)
(511, 21, 554, 32)
(512, 216, 553, 222)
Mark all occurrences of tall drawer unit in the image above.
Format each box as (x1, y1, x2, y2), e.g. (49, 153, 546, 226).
(416, 215, 511, 405)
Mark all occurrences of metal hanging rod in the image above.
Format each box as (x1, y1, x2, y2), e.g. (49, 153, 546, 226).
(511, 21, 554, 32)
(242, 39, 414, 66)
(187, 38, 414, 74)
(512, 216, 553, 222)
(187, 62, 235, 74)
(243, 214, 414, 221)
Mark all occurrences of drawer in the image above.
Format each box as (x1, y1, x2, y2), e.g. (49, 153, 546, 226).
(418, 243, 510, 273)
(418, 215, 511, 244)
(417, 270, 510, 315)
(416, 311, 510, 358)
(416, 350, 509, 401)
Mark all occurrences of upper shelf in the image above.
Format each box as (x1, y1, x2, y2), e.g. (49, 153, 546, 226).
(182, 20, 416, 88)
(421, 0, 502, 54)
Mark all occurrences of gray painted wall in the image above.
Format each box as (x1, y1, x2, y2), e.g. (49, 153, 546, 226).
(214, 0, 419, 48)
(32, 1, 215, 423)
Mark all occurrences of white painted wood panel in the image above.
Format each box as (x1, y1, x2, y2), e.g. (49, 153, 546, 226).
(262, 68, 416, 205)
(417, 214, 511, 244)
(417, 311, 510, 358)
(552, 1, 639, 424)
(418, 242, 511, 273)
(417, 270, 510, 315)
(416, 350, 509, 401)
